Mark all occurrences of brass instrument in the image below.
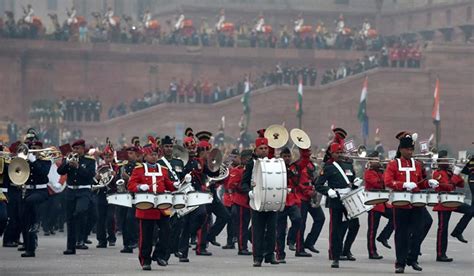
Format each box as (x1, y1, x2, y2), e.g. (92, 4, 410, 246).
(207, 148, 223, 173)
(8, 157, 30, 186)
(0, 151, 13, 163)
(66, 153, 79, 163)
(92, 164, 115, 190)
(342, 145, 380, 162)
(172, 145, 189, 166)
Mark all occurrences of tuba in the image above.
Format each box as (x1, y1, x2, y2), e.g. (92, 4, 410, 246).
(92, 164, 114, 190)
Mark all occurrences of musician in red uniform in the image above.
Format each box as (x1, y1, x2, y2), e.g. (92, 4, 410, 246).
(229, 149, 253, 255)
(384, 133, 439, 273)
(364, 151, 393, 260)
(432, 150, 466, 262)
(221, 149, 239, 250)
(128, 138, 177, 270)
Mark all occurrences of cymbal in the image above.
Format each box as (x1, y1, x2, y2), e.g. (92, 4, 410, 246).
(8, 158, 30, 186)
(264, 124, 289, 149)
(290, 128, 311, 149)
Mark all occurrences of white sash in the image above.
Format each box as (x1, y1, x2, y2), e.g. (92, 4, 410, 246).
(161, 157, 179, 181)
(332, 161, 350, 185)
(396, 158, 416, 184)
(144, 163, 162, 194)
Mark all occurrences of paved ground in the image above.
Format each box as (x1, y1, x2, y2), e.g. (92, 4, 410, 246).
(0, 210, 472, 276)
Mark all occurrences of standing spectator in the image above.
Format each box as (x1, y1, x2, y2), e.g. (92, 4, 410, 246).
(202, 79, 211, 103)
(194, 80, 202, 103)
(66, 98, 75, 121)
(7, 118, 18, 143)
(213, 83, 221, 102)
(84, 97, 93, 122)
(380, 45, 389, 67)
(399, 44, 407, 68)
(59, 96, 67, 121)
(94, 96, 101, 121)
(276, 63, 283, 85)
(389, 45, 399, 68)
(309, 67, 318, 86)
(186, 80, 194, 103)
(79, 23, 88, 43)
(169, 78, 177, 103)
(413, 44, 422, 68)
(76, 97, 84, 122)
(178, 79, 185, 103)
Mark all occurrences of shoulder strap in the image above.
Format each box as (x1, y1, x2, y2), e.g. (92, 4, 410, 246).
(332, 161, 350, 185)
(161, 157, 178, 180)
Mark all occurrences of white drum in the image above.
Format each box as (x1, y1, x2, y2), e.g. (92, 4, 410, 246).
(107, 193, 133, 208)
(364, 189, 390, 205)
(390, 192, 412, 207)
(134, 193, 155, 210)
(155, 192, 173, 210)
(172, 192, 187, 209)
(341, 187, 373, 219)
(426, 192, 439, 206)
(250, 158, 287, 212)
(186, 192, 213, 207)
(411, 192, 428, 207)
(439, 192, 465, 208)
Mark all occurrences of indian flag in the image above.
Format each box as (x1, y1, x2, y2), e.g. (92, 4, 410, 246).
(296, 78, 303, 118)
(358, 76, 369, 141)
(432, 78, 440, 124)
(241, 77, 251, 115)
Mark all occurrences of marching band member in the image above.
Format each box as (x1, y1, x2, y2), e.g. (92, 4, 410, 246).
(364, 151, 393, 260)
(0, 144, 9, 238)
(229, 149, 253, 255)
(18, 141, 50, 257)
(432, 150, 471, 262)
(242, 129, 279, 267)
(221, 149, 239, 250)
(127, 137, 177, 270)
(384, 133, 439, 273)
(57, 140, 96, 255)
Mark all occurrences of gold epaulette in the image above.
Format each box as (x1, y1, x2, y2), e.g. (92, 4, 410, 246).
(134, 163, 143, 169)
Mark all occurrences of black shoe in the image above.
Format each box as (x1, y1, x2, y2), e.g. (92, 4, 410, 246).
(288, 243, 296, 251)
(342, 252, 356, 261)
(196, 249, 212, 256)
(96, 243, 107, 248)
(84, 239, 92, 244)
(331, 260, 339, 268)
(76, 244, 88, 250)
(130, 243, 138, 249)
(142, 264, 151, 271)
(238, 249, 252, 255)
(222, 244, 235, 249)
(156, 258, 168, 266)
(44, 231, 50, 236)
(58, 228, 64, 233)
(120, 247, 133, 253)
(451, 233, 468, 243)
(369, 253, 383, 259)
(305, 245, 320, 254)
(63, 249, 76, 255)
(209, 240, 221, 247)
(277, 258, 286, 264)
(253, 260, 262, 267)
(50, 230, 56, 235)
(17, 246, 26, 251)
(408, 262, 422, 271)
(108, 241, 116, 247)
(21, 251, 35, 257)
(436, 256, 453, 262)
(179, 257, 189, 262)
(264, 256, 279, 265)
(395, 266, 405, 274)
(174, 252, 183, 258)
(3, 241, 18, 247)
(418, 252, 422, 256)
(190, 238, 197, 245)
(376, 237, 391, 249)
(295, 251, 312, 257)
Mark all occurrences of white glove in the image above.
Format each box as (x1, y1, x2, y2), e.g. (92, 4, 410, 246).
(184, 174, 192, 183)
(353, 177, 363, 187)
(138, 184, 149, 192)
(173, 181, 180, 189)
(27, 153, 36, 162)
(327, 189, 338, 199)
(453, 166, 463, 175)
(403, 182, 417, 191)
(428, 179, 439, 188)
(248, 190, 254, 200)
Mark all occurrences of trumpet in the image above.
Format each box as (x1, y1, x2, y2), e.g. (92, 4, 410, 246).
(0, 151, 13, 162)
(66, 153, 79, 163)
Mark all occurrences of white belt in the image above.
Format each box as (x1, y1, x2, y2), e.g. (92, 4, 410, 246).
(25, 184, 48, 190)
(67, 185, 92, 190)
(335, 187, 351, 196)
(1, 188, 7, 193)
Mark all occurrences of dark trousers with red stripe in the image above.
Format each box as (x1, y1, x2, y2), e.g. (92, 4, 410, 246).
(393, 207, 424, 268)
(251, 210, 277, 262)
(367, 208, 393, 256)
(436, 211, 452, 257)
(179, 205, 207, 258)
(96, 199, 116, 245)
(138, 217, 170, 266)
(420, 207, 433, 247)
(225, 206, 234, 245)
(276, 205, 302, 260)
(341, 217, 359, 255)
(232, 204, 250, 251)
(328, 207, 346, 261)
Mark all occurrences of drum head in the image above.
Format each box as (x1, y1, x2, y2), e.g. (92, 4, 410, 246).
(391, 201, 410, 207)
(364, 198, 388, 205)
(173, 203, 186, 209)
(441, 202, 462, 208)
(156, 203, 172, 210)
(136, 202, 154, 210)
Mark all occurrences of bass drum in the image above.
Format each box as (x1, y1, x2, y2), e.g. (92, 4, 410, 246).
(250, 158, 287, 212)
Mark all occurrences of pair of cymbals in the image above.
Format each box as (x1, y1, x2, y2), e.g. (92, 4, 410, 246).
(264, 125, 311, 149)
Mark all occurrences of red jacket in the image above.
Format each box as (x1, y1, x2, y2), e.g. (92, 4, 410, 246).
(128, 163, 176, 220)
(432, 169, 464, 211)
(222, 175, 233, 207)
(389, 47, 399, 61)
(364, 168, 391, 212)
(286, 163, 301, 207)
(291, 159, 315, 204)
(384, 158, 429, 209)
(228, 166, 249, 208)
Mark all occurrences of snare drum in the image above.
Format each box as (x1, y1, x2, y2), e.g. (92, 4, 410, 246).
(364, 189, 390, 205)
(134, 193, 155, 210)
(411, 192, 428, 207)
(390, 192, 412, 207)
(426, 192, 439, 206)
(341, 187, 373, 219)
(439, 192, 465, 208)
(155, 192, 173, 210)
(172, 192, 187, 209)
(107, 193, 133, 208)
(186, 192, 213, 207)
(250, 158, 287, 212)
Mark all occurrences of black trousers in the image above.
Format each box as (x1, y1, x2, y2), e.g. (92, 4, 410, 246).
(96, 200, 116, 244)
(276, 205, 302, 260)
(206, 197, 231, 243)
(393, 207, 424, 268)
(21, 189, 48, 252)
(3, 187, 22, 244)
(451, 202, 474, 236)
(232, 204, 250, 251)
(82, 193, 97, 244)
(420, 207, 433, 248)
(436, 211, 451, 257)
(41, 193, 61, 232)
(179, 205, 207, 258)
(65, 189, 91, 250)
(341, 217, 359, 255)
(0, 201, 7, 236)
(117, 206, 138, 248)
(301, 201, 325, 248)
(224, 205, 234, 245)
(169, 215, 184, 253)
(367, 208, 393, 256)
(138, 217, 170, 266)
(251, 210, 277, 262)
(328, 208, 346, 261)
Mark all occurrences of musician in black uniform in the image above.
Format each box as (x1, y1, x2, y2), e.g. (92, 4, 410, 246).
(158, 136, 185, 257)
(57, 139, 96, 255)
(0, 144, 11, 240)
(450, 157, 474, 243)
(313, 142, 358, 268)
(241, 132, 279, 267)
(19, 141, 51, 257)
